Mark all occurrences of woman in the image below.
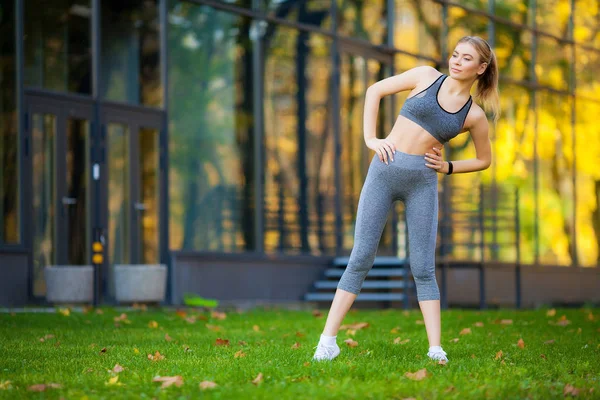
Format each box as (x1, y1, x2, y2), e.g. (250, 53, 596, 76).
(313, 36, 499, 363)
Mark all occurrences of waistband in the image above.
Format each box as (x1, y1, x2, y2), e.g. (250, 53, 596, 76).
(388, 149, 429, 170)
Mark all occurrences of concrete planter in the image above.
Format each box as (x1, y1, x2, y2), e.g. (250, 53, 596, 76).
(45, 265, 94, 304)
(114, 264, 167, 303)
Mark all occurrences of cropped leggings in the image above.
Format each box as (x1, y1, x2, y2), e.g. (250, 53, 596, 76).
(337, 150, 440, 302)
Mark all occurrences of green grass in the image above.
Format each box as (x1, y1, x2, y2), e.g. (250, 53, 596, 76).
(0, 306, 599, 399)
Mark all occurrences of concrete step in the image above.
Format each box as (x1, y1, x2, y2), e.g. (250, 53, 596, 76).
(324, 268, 408, 278)
(314, 280, 409, 289)
(305, 292, 405, 302)
(333, 256, 407, 267)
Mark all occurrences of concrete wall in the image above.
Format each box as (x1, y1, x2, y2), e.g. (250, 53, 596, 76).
(172, 253, 600, 308)
(0, 251, 29, 306)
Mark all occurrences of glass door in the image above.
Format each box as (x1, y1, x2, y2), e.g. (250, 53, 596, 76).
(100, 104, 163, 297)
(27, 94, 94, 297)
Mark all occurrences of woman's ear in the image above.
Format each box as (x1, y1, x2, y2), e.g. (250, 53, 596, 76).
(477, 62, 488, 76)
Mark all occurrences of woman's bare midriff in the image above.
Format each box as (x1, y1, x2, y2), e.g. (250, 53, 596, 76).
(384, 115, 443, 155)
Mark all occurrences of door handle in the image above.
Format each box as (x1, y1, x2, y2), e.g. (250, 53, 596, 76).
(134, 202, 147, 211)
(62, 197, 77, 205)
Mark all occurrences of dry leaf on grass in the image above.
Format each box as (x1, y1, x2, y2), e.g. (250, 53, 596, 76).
(339, 322, 370, 330)
(415, 320, 425, 325)
(390, 327, 400, 333)
(546, 309, 556, 317)
(175, 310, 187, 318)
(185, 316, 197, 324)
(291, 342, 301, 349)
(148, 320, 159, 328)
(346, 329, 356, 336)
(500, 319, 513, 325)
(460, 328, 472, 335)
(587, 312, 594, 321)
(405, 368, 428, 381)
(495, 350, 503, 360)
(544, 339, 555, 344)
(215, 338, 230, 346)
(471, 354, 476, 359)
(211, 311, 227, 320)
(58, 308, 70, 317)
(147, 351, 165, 361)
(344, 339, 358, 347)
(164, 333, 173, 342)
(206, 324, 222, 332)
(199, 381, 217, 390)
(556, 315, 571, 326)
(563, 384, 580, 397)
(540, 354, 547, 359)
(112, 364, 124, 373)
(312, 310, 323, 318)
(438, 359, 447, 366)
(99, 347, 107, 354)
(253, 325, 261, 332)
(152, 375, 183, 388)
(235, 350, 246, 358)
(303, 362, 310, 367)
(393, 337, 410, 345)
(28, 383, 62, 391)
(134, 348, 140, 354)
(517, 338, 525, 349)
(252, 373, 264, 385)
(450, 338, 460, 343)
(474, 322, 484, 327)
(238, 341, 248, 346)
(114, 313, 128, 322)
(105, 376, 122, 386)
(296, 332, 305, 337)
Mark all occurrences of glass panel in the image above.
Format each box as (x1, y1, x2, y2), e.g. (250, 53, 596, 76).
(339, 54, 394, 255)
(495, 23, 532, 81)
(393, 0, 441, 58)
(168, 5, 255, 252)
(537, 93, 573, 265)
(536, 0, 570, 37)
(263, 24, 335, 255)
(263, 0, 331, 30)
(536, 36, 571, 91)
(0, 0, 19, 244)
(101, 0, 161, 107)
(139, 127, 159, 264)
(32, 113, 56, 297)
(107, 123, 130, 266)
(575, 100, 600, 267)
(66, 118, 90, 265)
(575, 47, 599, 98)
(574, 0, 600, 49)
(24, 0, 91, 94)
(447, 6, 489, 52)
(337, 0, 388, 45)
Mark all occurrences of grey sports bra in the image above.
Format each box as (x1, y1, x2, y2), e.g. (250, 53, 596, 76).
(398, 73, 472, 144)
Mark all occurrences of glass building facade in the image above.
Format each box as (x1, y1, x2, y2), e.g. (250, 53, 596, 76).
(0, 0, 598, 302)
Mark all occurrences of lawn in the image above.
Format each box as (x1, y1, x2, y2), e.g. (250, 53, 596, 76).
(0, 306, 599, 399)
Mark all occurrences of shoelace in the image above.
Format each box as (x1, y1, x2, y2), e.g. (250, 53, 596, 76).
(313, 344, 337, 359)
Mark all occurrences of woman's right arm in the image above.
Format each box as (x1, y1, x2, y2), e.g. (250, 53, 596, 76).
(363, 65, 438, 164)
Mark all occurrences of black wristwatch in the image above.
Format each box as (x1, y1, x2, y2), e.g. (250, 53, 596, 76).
(446, 161, 453, 175)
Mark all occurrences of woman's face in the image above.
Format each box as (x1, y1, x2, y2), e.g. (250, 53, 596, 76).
(448, 42, 487, 79)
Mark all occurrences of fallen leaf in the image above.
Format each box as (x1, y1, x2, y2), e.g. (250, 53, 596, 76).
(471, 354, 476, 359)
(28, 383, 62, 391)
(339, 322, 370, 330)
(165, 333, 173, 342)
(199, 381, 217, 390)
(312, 310, 323, 318)
(544, 339, 555, 345)
(40, 334, 55, 342)
(253, 325, 260, 332)
(563, 384, 580, 397)
(148, 320, 159, 328)
(390, 327, 400, 333)
(346, 329, 356, 336)
(211, 311, 227, 320)
(234, 350, 246, 358)
(438, 359, 447, 366)
(474, 322, 484, 327)
(556, 315, 571, 326)
(296, 332, 305, 337)
(415, 320, 425, 325)
(517, 338, 525, 349)
(587, 312, 594, 321)
(291, 342, 301, 349)
(99, 347, 107, 354)
(495, 350, 503, 360)
(577, 328, 582, 334)
(134, 348, 140, 354)
(450, 338, 460, 343)
(152, 375, 183, 388)
(132, 302, 147, 311)
(393, 337, 410, 345)
(112, 364, 124, 373)
(105, 376, 121, 386)
(215, 338, 230, 346)
(175, 310, 187, 318)
(184, 346, 191, 352)
(58, 308, 70, 317)
(95, 309, 104, 314)
(540, 354, 546, 359)
(460, 328, 472, 335)
(405, 368, 428, 381)
(147, 351, 165, 361)
(252, 373, 263, 385)
(185, 316, 197, 324)
(344, 338, 358, 347)
(445, 385, 456, 393)
(303, 362, 310, 367)
(500, 319, 513, 325)
(238, 341, 247, 346)
(114, 313, 128, 322)
(0, 381, 11, 390)
(206, 324, 222, 332)
(546, 309, 556, 317)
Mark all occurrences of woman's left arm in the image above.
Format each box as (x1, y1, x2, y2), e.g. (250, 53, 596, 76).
(426, 108, 492, 174)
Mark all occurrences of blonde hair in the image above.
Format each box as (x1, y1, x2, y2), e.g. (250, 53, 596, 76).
(457, 36, 500, 124)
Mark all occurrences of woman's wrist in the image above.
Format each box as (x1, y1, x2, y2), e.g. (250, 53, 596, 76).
(446, 160, 453, 175)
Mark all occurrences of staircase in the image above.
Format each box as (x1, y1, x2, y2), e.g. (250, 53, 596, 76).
(304, 256, 414, 307)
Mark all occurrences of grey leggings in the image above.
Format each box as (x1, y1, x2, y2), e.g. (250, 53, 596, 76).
(337, 150, 440, 301)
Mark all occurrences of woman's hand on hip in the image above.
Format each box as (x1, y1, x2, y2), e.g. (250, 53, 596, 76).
(425, 146, 449, 173)
(366, 138, 396, 165)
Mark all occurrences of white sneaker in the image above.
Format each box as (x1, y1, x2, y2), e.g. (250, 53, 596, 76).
(312, 342, 340, 361)
(427, 347, 448, 362)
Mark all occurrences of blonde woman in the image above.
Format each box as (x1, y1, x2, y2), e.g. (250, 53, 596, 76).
(313, 36, 499, 363)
